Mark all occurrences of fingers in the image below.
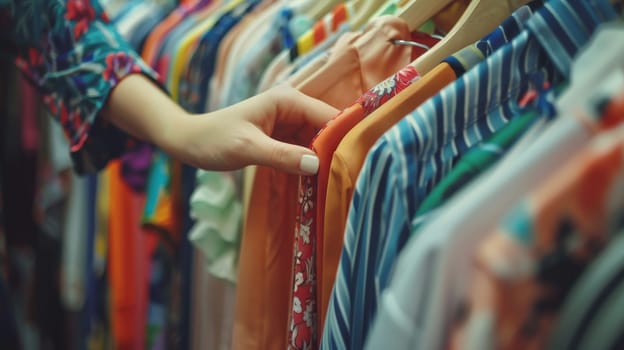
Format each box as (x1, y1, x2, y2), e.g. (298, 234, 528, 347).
(249, 86, 337, 174)
(271, 85, 340, 129)
(251, 133, 320, 175)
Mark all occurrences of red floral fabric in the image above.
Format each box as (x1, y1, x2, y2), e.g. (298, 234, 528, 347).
(356, 65, 419, 115)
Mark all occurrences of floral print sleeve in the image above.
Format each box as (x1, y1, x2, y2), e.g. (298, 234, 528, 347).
(0, 0, 161, 173)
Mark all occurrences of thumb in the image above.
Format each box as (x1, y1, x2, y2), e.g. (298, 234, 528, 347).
(253, 134, 320, 175)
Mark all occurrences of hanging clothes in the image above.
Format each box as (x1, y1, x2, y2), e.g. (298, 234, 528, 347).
(257, 2, 355, 93)
(363, 3, 622, 350)
(289, 63, 422, 350)
(450, 121, 624, 350)
(288, 30, 442, 349)
(235, 13, 439, 350)
(322, 2, 558, 347)
(3, 1, 624, 349)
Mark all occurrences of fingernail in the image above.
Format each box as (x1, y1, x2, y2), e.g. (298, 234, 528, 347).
(299, 154, 319, 175)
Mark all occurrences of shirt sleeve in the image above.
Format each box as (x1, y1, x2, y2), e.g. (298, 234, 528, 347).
(1, 0, 162, 174)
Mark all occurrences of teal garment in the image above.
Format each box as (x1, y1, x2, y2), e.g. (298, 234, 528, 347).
(0, 0, 160, 174)
(188, 170, 242, 283)
(118, 1, 176, 51)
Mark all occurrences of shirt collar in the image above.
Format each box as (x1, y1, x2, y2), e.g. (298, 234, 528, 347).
(444, 2, 539, 76)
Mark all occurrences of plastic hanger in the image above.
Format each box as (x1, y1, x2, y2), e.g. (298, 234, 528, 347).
(410, 0, 530, 75)
(396, 0, 454, 31)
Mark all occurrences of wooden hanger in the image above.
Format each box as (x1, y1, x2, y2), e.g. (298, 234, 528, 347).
(410, 0, 530, 75)
(349, 0, 387, 30)
(306, 0, 342, 20)
(396, 0, 455, 31)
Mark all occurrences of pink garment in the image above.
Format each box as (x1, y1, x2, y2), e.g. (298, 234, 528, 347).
(295, 15, 417, 109)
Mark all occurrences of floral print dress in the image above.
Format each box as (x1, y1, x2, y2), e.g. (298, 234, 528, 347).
(0, 0, 159, 173)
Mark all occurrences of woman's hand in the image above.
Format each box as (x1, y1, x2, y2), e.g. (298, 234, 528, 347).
(172, 85, 339, 175)
(103, 75, 339, 175)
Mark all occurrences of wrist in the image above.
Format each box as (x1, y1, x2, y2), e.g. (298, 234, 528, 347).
(102, 74, 196, 160)
(156, 109, 197, 162)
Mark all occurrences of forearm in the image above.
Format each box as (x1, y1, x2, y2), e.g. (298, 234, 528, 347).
(101, 74, 192, 156)
(100, 74, 337, 175)
(100, 74, 232, 170)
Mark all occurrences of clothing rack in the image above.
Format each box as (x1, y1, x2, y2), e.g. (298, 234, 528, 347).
(1, 0, 623, 349)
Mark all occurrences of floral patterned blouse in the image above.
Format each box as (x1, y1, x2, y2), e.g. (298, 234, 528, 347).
(0, 0, 159, 173)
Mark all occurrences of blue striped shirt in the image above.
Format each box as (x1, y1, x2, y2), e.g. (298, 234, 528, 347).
(319, 1, 610, 348)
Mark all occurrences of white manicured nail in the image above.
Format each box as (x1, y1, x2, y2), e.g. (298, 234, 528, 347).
(299, 154, 319, 175)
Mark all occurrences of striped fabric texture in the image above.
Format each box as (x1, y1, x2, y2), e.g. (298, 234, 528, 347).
(318, 0, 606, 348)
